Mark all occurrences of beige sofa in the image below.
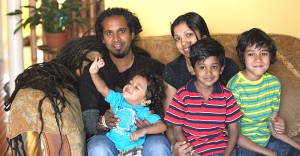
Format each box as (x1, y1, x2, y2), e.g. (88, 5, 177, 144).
(135, 34, 300, 142)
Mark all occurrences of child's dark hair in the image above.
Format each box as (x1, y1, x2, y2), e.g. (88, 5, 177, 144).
(190, 37, 225, 68)
(129, 70, 166, 117)
(236, 28, 277, 69)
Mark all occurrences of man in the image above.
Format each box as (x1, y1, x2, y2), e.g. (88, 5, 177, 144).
(79, 7, 171, 156)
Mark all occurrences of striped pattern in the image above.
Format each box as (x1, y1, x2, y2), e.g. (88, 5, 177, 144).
(165, 78, 242, 155)
(227, 72, 280, 147)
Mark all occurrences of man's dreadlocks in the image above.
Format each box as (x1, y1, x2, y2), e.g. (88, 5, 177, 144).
(4, 61, 78, 155)
(56, 35, 106, 77)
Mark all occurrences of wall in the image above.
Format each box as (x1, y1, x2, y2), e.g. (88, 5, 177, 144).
(105, 0, 300, 39)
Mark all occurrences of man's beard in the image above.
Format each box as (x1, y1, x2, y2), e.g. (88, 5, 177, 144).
(112, 49, 130, 58)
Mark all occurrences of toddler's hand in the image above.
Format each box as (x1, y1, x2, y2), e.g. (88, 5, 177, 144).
(89, 57, 105, 74)
(130, 129, 146, 141)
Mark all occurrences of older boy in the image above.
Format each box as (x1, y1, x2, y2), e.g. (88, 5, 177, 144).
(227, 28, 300, 156)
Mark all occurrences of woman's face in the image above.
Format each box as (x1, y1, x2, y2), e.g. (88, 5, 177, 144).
(173, 22, 201, 58)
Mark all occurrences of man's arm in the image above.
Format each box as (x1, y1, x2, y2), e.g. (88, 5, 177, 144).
(82, 109, 101, 135)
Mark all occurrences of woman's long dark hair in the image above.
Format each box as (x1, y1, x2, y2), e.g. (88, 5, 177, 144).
(171, 12, 210, 39)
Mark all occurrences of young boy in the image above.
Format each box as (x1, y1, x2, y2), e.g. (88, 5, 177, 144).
(89, 57, 167, 154)
(165, 38, 243, 156)
(227, 28, 300, 156)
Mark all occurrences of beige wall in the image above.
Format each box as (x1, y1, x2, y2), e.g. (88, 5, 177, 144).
(105, 0, 300, 39)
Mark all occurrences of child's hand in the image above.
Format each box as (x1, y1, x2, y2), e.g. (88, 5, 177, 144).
(130, 129, 146, 141)
(271, 116, 286, 134)
(172, 141, 194, 156)
(89, 57, 105, 74)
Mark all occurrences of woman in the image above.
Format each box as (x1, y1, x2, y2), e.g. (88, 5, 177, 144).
(162, 12, 287, 156)
(162, 12, 239, 148)
(162, 12, 240, 111)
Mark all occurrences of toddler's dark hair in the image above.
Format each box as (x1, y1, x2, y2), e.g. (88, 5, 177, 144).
(129, 70, 166, 118)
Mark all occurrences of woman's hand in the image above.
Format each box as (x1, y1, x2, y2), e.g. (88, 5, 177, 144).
(172, 141, 193, 156)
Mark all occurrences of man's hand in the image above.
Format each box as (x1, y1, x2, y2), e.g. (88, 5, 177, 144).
(135, 110, 153, 129)
(135, 118, 151, 129)
(104, 105, 120, 129)
(271, 116, 286, 134)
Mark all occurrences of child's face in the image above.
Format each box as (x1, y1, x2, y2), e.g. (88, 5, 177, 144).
(173, 22, 201, 58)
(243, 44, 271, 81)
(122, 75, 148, 106)
(193, 56, 223, 89)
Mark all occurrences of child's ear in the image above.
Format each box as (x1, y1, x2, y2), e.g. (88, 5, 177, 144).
(220, 66, 225, 74)
(141, 99, 151, 106)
